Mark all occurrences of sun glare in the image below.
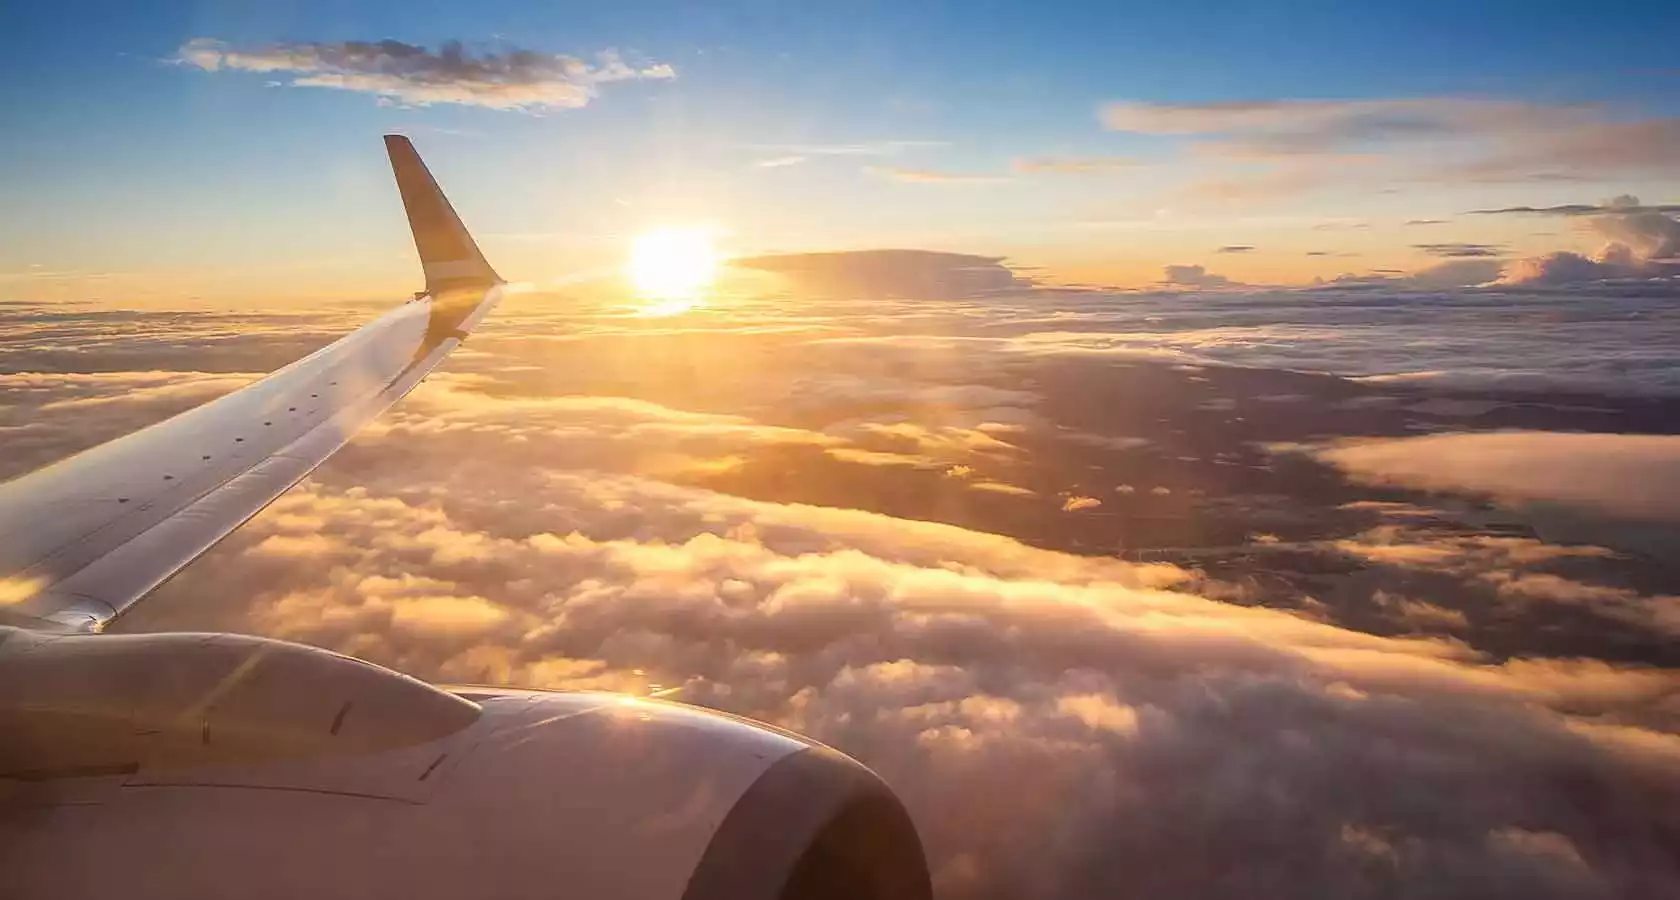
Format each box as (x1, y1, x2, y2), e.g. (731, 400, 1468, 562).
(628, 227, 718, 309)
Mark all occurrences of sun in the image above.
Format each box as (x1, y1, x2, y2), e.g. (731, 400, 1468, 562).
(628, 227, 718, 304)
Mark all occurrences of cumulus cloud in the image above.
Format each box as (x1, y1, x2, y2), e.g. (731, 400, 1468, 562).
(1414, 242, 1506, 258)
(1405, 258, 1506, 287)
(732, 249, 1031, 300)
(1498, 251, 1637, 286)
(116, 464, 1680, 900)
(176, 38, 674, 111)
(1498, 197, 1680, 285)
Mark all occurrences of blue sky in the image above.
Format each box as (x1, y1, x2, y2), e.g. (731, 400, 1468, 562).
(4, 1, 1678, 301)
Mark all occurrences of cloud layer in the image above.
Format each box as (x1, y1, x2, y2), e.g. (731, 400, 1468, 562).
(9, 290, 1680, 899)
(177, 38, 674, 111)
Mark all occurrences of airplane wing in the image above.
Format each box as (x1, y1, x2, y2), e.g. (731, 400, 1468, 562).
(0, 137, 934, 900)
(0, 135, 503, 633)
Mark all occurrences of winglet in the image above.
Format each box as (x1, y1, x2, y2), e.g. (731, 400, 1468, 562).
(385, 135, 501, 294)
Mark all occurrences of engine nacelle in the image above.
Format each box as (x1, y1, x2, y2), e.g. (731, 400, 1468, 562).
(0, 629, 930, 900)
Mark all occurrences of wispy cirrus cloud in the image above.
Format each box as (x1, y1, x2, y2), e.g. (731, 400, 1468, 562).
(1011, 156, 1136, 174)
(743, 140, 947, 157)
(175, 38, 674, 111)
(1106, 96, 1680, 200)
(865, 165, 1009, 184)
(1102, 97, 1588, 154)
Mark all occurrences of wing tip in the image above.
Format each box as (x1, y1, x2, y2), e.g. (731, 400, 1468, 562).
(384, 134, 500, 292)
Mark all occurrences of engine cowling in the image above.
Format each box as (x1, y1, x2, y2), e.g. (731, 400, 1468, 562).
(0, 630, 930, 900)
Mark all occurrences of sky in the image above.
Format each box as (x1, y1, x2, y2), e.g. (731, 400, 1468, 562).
(3, 1, 1679, 301)
(6, 5, 1680, 894)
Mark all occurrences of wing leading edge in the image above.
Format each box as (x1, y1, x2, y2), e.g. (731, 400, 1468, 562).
(0, 136, 502, 633)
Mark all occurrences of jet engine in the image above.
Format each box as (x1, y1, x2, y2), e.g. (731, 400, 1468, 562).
(0, 629, 931, 900)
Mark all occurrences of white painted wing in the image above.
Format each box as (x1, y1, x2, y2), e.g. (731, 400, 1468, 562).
(0, 136, 502, 632)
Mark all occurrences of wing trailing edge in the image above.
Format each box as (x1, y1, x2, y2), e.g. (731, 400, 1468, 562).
(0, 138, 502, 632)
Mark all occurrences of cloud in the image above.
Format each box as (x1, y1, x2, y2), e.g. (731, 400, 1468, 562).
(1407, 219, 1449, 225)
(1498, 198, 1680, 285)
(732, 249, 1031, 300)
(1102, 97, 1583, 151)
(744, 140, 947, 157)
(968, 480, 1036, 497)
(1011, 156, 1136, 174)
(1451, 119, 1680, 182)
(1315, 431, 1680, 522)
(1215, 245, 1255, 254)
(1403, 258, 1505, 288)
(1498, 251, 1637, 286)
(865, 166, 1008, 184)
(1468, 198, 1680, 218)
(1161, 264, 1239, 289)
(14, 300, 1680, 900)
(1414, 243, 1506, 258)
(1061, 495, 1103, 512)
(755, 155, 807, 169)
(116, 466, 1680, 900)
(1105, 97, 1680, 198)
(176, 38, 674, 111)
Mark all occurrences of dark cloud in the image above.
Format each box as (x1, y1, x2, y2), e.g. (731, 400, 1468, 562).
(731, 249, 1031, 300)
(1414, 243, 1507, 258)
(1215, 245, 1255, 254)
(1161, 264, 1238, 289)
(1468, 198, 1680, 217)
(176, 38, 673, 111)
